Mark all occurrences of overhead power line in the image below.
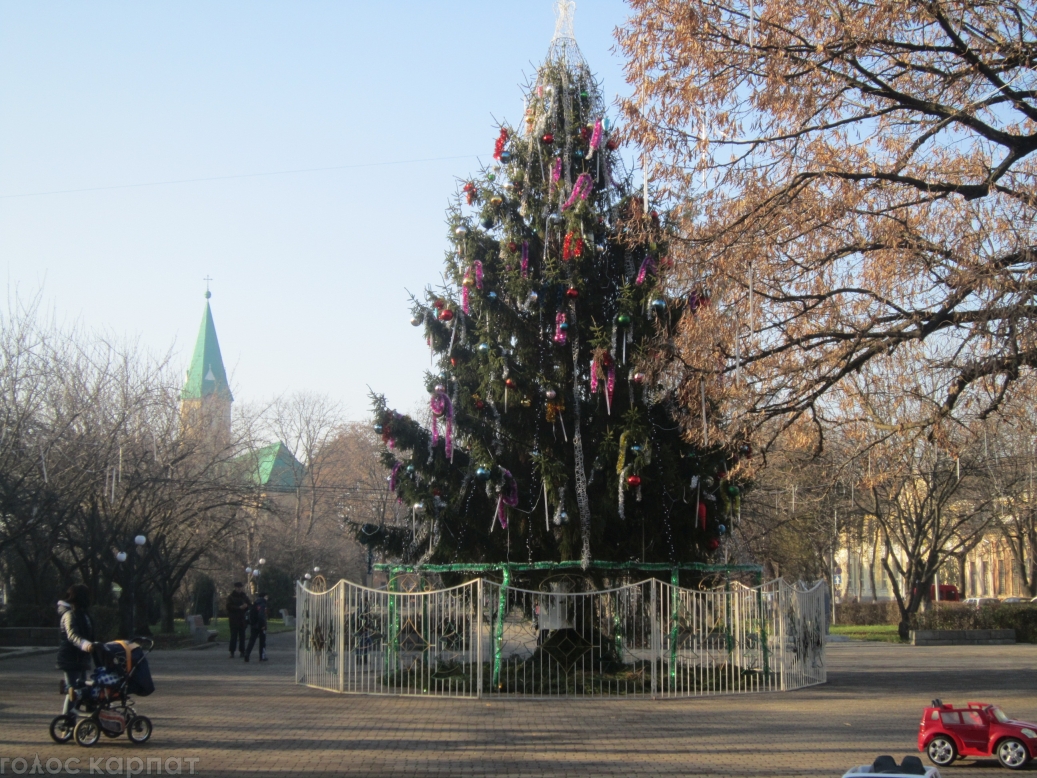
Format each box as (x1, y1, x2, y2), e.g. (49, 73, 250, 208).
(0, 153, 483, 200)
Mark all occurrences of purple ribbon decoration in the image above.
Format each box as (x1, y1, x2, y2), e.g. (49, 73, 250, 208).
(429, 389, 453, 459)
(551, 158, 562, 183)
(606, 361, 616, 412)
(497, 468, 518, 529)
(389, 461, 402, 492)
(521, 241, 529, 277)
(474, 261, 484, 290)
(554, 312, 567, 344)
(636, 255, 657, 285)
(562, 173, 593, 210)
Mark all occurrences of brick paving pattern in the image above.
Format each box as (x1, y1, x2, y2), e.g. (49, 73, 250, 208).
(1, 632, 1035, 776)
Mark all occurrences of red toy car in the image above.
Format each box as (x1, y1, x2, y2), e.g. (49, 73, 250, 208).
(919, 700, 1037, 770)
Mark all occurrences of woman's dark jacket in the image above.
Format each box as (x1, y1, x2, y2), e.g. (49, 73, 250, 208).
(57, 600, 95, 671)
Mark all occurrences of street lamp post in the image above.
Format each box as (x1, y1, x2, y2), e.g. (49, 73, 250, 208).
(116, 534, 147, 637)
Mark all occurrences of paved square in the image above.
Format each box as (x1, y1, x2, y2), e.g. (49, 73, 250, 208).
(1, 633, 1035, 776)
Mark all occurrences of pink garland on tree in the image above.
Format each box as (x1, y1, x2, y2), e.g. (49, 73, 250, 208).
(562, 173, 593, 210)
(554, 312, 567, 344)
(636, 255, 657, 285)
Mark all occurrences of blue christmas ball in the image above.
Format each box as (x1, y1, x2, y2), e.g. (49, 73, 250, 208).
(500, 151, 512, 163)
(651, 298, 667, 312)
(481, 217, 494, 229)
(487, 291, 498, 302)
(477, 342, 490, 353)
(574, 149, 584, 159)
(475, 467, 491, 480)
(630, 444, 642, 453)
(406, 465, 415, 474)
(718, 524, 727, 534)
(559, 322, 569, 331)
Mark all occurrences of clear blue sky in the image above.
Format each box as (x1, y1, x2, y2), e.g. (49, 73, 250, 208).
(0, 1, 636, 421)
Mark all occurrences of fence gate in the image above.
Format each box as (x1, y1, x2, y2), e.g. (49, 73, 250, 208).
(296, 577, 826, 698)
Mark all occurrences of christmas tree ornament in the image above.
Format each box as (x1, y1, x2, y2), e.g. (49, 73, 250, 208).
(487, 291, 498, 302)
(545, 388, 557, 400)
(504, 378, 517, 389)
(574, 149, 584, 159)
(406, 464, 415, 474)
(632, 372, 646, 384)
(373, 424, 383, 433)
(410, 315, 423, 327)
(490, 196, 503, 206)
(475, 399, 485, 410)
(500, 151, 513, 163)
(462, 276, 475, 287)
(630, 444, 642, 453)
(698, 502, 708, 530)
(462, 183, 477, 206)
(616, 313, 631, 326)
(541, 133, 554, 144)
(413, 502, 426, 514)
(586, 118, 603, 158)
(487, 173, 496, 181)
(492, 127, 509, 160)
(525, 290, 538, 307)
(718, 524, 727, 534)
(430, 386, 454, 460)
(520, 397, 531, 407)
(475, 466, 491, 480)
(434, 299, 446, 310)
(507, 241, 518, 252)
(477, 342, 490, 353)
(626, 474, 642, 488)
(481, 216, 494, 230)
(703, 476, 715, 488)
(455, 226, 467, 236)
(636, 255, 657, 285)
(565, 286, 579, 299)
(554, 312, 568, 344)
(438, 309, 454, 322)
(651, 298, 667, 313)
(727, 485, 740, 497)
(708, 538, 720, 551)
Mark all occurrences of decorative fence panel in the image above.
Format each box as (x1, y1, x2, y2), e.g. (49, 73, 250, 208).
(296, 577, 826, 698)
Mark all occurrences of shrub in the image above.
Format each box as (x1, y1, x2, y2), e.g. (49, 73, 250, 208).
(912, 603, 1037, 643)
(835, 600, 900, 625)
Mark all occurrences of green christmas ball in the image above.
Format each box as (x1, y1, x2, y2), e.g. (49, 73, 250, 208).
(487, 173, 496, 181)
(481, 217, 494, 229)
(617, 313, 631, 326)
(727, 485, 740, 497)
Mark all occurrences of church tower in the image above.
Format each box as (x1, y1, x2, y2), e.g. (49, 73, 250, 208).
(180, 289, 233, 443)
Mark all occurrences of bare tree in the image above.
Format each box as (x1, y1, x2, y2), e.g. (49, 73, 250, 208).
(617, 0, 1037, 449)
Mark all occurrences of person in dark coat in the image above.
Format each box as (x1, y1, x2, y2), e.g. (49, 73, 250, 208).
(57, 584, 96, 714)
(243, 592, 268, 663)
(226, 582, 250, 658)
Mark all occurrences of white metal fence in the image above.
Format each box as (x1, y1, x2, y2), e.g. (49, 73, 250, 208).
(295, 576, 826, 698)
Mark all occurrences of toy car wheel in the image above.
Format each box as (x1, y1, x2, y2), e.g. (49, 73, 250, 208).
(997, 738, 1030, 770)
(73, 717, 101, 747)
(127, 715, 152, 744)
(927, 735, 957, 766)
(49, 715, 75, 743)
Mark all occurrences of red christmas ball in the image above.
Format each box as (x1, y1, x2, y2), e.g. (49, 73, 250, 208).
(542, 133, 554, 144)
(632, 372, 646, 384)
(475, 400, 485, 410)
(565, 287, 579, 299)
(438, 309, 454, 321)
(432, 488, 441, 497)
(433, 299, 446, 310)
(606, 139, 618, 151)
(505, 378, 517, 389)
(508, 241, 518, 252)
(708, 538, 720, 551)
(626, 474, 642, 488)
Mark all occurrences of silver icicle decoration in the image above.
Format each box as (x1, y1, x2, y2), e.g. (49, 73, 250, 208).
(569, 301, 592, 568)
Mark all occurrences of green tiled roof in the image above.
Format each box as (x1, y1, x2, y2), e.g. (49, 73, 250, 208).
(182, 295, 233, 402)
(250, 442, 305, 491)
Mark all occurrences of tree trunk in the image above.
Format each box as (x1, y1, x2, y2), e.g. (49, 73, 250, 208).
(957, 555, 967, 599)
(159, 591, 176, 634)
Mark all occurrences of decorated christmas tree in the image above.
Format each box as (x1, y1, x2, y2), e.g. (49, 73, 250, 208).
(365, 3, 733, 575)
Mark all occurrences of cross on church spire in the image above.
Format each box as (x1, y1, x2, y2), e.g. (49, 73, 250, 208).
(203, 275, 213, 299)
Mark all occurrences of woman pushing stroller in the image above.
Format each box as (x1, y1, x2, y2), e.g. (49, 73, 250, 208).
(57, 584, 97, 714)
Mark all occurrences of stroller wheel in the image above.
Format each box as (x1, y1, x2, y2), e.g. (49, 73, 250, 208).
(73, 717, 101, 747)
(127, 715, 152, 744)
(49, 715, 75, 743)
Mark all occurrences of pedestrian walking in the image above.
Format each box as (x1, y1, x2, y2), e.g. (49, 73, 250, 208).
(226, 582, 250, 659)
(243, 592, 268, 663)
(57, 584, 96, 714)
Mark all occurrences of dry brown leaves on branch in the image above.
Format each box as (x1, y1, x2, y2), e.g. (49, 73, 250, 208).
(618, 0, 1037, 450)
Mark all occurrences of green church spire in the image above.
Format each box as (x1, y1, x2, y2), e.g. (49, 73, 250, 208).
(182, 291, 233, 402)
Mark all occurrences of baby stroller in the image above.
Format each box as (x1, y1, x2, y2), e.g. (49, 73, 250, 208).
(50, 637, 155, 747)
